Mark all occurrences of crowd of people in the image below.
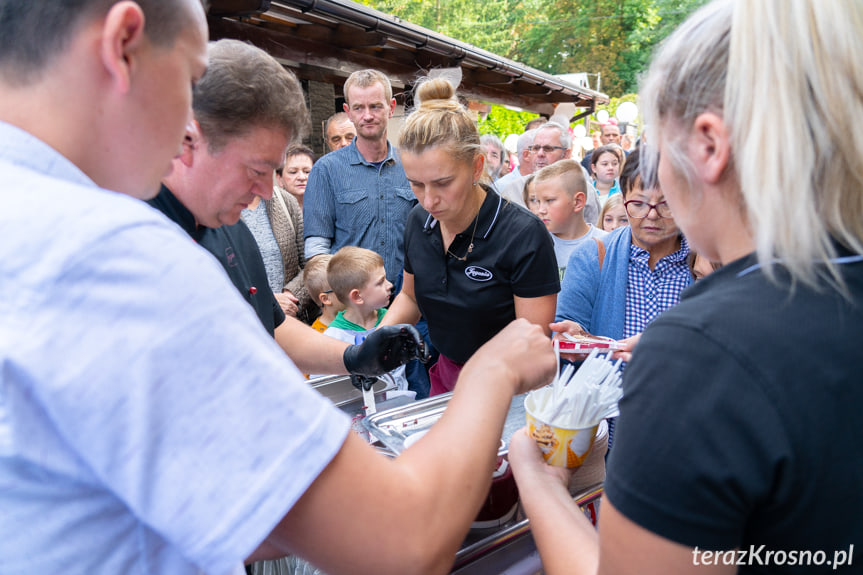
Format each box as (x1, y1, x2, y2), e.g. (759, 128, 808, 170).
(1, 0, 861, 574)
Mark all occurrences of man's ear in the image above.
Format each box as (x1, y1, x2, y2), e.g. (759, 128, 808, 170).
(100, 1, 146, 94)
(388, 98, 397, 118)
(691, 112, 731, 185)
(176, 120, 201, 166)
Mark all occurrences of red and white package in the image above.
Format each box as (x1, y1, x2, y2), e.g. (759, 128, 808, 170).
(556, 333, 626, 352)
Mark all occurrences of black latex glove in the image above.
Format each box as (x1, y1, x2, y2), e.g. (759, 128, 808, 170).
(343, 324, 430, 377)
(350, 374, 378, 392)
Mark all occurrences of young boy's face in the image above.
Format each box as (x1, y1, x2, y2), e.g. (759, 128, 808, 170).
(534, 176, 582, 234)
(358, 265, 393, 310)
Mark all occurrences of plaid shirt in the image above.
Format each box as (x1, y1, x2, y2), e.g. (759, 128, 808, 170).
(623, 235, 691, 338)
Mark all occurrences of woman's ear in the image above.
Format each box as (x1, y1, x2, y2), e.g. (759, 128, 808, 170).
(473, 153, 485, 183)
(691, 112, 731, 185)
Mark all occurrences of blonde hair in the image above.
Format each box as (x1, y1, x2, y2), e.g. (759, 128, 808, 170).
(398, 77, 486, 183)
(599, 193, 625, 229)
(327, 247, 385, 303)
(533, 159, 588, 200)
(344, 69, 392, 104)
(641, 0, 863, 290)
(304, 255, 333, 306)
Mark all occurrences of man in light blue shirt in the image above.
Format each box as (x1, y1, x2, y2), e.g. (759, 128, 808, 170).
(304, 69, 416, 287)
(0, 4, 556, 573)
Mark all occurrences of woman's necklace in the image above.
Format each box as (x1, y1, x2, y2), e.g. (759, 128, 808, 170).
(447, 212, 480, 261)
(446, 186, 483, 262)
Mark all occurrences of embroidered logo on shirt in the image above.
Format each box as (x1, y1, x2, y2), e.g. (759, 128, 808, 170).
(465, 266, 493, 282)
(225, 247, 237, 267)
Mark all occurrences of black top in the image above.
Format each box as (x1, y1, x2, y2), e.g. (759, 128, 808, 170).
(403, 188, 559, 363)
(605, 250, 863, 569)
(149, 186, 285, 336)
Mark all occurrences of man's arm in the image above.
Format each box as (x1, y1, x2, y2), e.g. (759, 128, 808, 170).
(256, 319, 557, 575)
(275, 316, 426, 376)
(304, 236, 332, 260)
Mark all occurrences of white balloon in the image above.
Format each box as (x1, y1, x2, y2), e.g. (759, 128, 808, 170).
(572, 124, 587, 139)
(615, 101, 639, 123)
(503, 133, 519, 154)
(596, 109, 609, 124)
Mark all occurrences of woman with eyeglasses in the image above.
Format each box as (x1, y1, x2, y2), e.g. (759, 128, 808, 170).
(382, 77, 559, 395)
(552, 146, 691, 345)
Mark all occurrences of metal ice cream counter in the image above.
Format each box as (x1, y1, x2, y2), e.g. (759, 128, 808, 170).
(308, 375, 603, 574)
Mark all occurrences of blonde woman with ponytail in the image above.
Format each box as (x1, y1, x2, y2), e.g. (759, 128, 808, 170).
(508, 1, 863, 573)
(382, 78, 559, 394)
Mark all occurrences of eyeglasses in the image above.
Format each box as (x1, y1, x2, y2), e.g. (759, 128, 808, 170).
(528, 145, 566, 154)
(624, 200, 673, 219)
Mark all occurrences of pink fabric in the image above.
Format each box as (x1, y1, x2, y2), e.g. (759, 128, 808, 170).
(428, 354, 464, 396)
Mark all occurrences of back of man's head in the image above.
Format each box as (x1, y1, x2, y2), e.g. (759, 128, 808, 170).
(194, 39, 309, 153)
(0, 0, 198, 85)
(343, 69, 392, 104)
(524, 118, 545, 132)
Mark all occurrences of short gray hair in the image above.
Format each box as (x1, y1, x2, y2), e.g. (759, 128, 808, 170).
(535, 122, 572, 150)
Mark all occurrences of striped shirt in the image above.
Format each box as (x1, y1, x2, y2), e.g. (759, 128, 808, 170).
(623, 235, 691, 338)
(303, 140, 416, 285)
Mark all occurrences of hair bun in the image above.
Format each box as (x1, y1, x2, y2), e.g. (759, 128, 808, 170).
(414, 77, 457, 109)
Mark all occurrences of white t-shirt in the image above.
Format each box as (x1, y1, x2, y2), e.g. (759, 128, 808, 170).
(551, 225, 608, 280)
(0, 122, 350, 575)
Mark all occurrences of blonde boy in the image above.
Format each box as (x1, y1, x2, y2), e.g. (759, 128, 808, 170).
(317, 247, 411, 394)
(533, 159, 607, 280)
(303, 254, 345, 333)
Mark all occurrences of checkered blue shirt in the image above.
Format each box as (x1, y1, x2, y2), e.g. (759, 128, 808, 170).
(623, 236, 691, 338)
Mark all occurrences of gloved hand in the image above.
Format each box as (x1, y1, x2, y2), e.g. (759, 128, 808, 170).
(350, 374, 378, 392)
(343, 324, 430, 377)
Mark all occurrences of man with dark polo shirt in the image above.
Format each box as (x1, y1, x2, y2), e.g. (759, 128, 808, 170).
(150, 39, 425, 379)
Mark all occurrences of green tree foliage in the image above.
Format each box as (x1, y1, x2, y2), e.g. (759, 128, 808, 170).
(477, 107, 540, 138)
(360, 0, 707, 97)
(360, 0, 526, 59)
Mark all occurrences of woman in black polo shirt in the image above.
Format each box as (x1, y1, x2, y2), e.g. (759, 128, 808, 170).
(382, 78, 559, 395)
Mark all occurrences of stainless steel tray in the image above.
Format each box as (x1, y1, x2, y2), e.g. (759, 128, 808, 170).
(307, 374, 396, 409)
(363, 391, 528, 456)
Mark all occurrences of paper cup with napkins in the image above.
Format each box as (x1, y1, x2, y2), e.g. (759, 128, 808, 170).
(525, 346, 623, 468)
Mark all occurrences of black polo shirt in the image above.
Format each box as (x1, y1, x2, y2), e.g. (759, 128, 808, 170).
(148, 186, 285, 336)
(404, 187, 559, 363)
